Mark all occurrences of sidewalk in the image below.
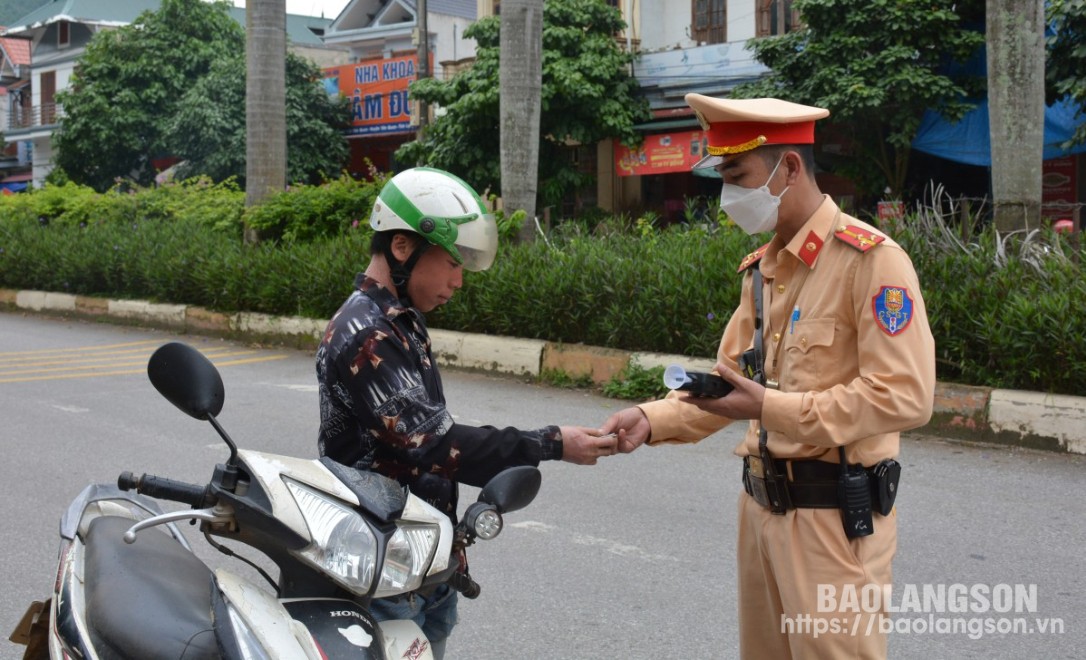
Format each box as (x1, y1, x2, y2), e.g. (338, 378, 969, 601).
(4, 287, 1084, 455)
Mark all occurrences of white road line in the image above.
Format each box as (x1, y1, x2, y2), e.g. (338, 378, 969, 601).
(510, 520, 680, 562)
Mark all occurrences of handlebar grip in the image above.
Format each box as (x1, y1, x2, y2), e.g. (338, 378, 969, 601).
(118, 471, 207, 507)
(448, 571, 481, 600)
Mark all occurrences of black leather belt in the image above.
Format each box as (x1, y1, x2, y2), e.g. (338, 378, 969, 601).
(743, 456, 863, 509)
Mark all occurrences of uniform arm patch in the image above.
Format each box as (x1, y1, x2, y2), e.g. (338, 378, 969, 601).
(872, 286, 914, 336)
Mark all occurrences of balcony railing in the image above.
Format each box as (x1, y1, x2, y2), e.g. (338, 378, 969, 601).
(6, 103, 63, 132)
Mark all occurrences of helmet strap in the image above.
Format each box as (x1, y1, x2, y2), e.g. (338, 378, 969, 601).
(384, 239, 431, 308)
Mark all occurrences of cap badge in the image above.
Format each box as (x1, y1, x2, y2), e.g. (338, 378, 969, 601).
(694, 109, 710, 131)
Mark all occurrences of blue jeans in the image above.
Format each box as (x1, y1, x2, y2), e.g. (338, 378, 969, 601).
(369, 585, 459, 659)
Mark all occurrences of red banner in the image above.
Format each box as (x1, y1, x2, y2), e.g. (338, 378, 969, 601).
(1042, 156, 1077, 219)
(323, 53, 433, 137)
(615, 130, 708, 176)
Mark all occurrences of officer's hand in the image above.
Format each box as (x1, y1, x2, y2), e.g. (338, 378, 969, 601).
(680, 363, 765, 421)
(600, 407, 651, 453)
(559, 426, 618, 465)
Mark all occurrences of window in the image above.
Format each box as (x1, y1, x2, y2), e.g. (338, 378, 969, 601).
(691, 0, 726, 45)
(58, 20, 70, 48)
(757, 0, 801, 37)
(41, 71, 56, 124)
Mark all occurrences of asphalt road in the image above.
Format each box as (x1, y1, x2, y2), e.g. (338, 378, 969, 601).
(1, 311, 1083, 659)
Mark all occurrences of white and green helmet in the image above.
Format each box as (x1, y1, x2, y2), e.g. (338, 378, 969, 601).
(370, 167, 499, 272)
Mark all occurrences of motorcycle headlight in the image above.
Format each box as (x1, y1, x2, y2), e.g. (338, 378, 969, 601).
(286, 479, 378, 594)
(373, 522, 441, 598)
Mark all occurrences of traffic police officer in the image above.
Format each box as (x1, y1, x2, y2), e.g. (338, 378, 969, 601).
(602, 95, 936, 658)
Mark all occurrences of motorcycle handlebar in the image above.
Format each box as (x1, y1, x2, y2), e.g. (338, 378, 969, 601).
(447, 571, 481, 600)
(118, 471, 207, 507)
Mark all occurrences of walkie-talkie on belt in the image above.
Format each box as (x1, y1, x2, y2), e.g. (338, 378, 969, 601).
(838, 446, 874, 539)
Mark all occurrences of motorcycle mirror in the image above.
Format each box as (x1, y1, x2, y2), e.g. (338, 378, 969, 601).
(147, 342, 225, 421)
(477, 466, 541, 514)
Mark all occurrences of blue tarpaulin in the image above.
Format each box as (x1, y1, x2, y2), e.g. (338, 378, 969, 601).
(912, 98, 1086, 167)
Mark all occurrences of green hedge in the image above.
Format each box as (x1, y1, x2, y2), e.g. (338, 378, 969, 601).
(0, 181, 1083, 396)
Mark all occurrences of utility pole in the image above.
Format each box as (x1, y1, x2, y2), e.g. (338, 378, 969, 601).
(415, 0, 429, 130)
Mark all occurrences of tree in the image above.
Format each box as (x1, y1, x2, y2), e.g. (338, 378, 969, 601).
(53, 0, 348, 193)
(731, 0, 985, 199)
(500, 0, 544, 241)
(245, 0, 287, 244)
(1046, 0, 1086, 148)
(987, 0, 1044, 231)
(396, 0, 649, 210)
(54, 0, 245, 191)
(168, 53, 350, 186)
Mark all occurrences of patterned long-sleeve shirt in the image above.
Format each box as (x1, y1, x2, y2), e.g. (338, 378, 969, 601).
(316, 274, 563, 519)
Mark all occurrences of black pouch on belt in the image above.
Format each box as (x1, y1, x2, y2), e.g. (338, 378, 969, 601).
(871, 458, 902, 516)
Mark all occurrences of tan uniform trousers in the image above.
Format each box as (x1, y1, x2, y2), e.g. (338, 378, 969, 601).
(737, 492, 896, 659)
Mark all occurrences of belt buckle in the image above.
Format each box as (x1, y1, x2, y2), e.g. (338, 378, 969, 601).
(747, 455, 766, 478)
(744, 456, 771, 508)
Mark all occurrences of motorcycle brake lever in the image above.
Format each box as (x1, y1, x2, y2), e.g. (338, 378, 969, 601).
(123, 507, 233, 544)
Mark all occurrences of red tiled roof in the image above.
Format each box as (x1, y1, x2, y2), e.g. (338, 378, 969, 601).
(0, 36, 31, 66)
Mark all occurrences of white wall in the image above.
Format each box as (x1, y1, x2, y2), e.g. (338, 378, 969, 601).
(429, 13, 476, 74)
(640, 0, 693, 51)
(640, 0, 760, 51)
(727, 0, 757, 42)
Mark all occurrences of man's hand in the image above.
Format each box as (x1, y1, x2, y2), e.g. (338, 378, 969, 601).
(559, 426, 619, 465)
(600, 407, 651, 453)
(680, 363, 765, 420)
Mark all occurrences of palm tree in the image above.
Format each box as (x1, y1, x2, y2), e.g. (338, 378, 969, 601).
(987, 0, 1044, 231)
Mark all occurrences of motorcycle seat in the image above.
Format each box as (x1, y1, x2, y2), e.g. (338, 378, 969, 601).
(84, 515, 219, 659)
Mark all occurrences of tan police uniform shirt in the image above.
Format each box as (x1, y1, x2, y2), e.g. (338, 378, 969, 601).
(638, 195, 936, 466)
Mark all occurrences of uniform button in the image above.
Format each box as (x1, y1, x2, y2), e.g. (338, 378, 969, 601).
(805, 242, 817, 252)
(773, 332, 781, 342)
(776, 284, 785, 294)
(801, 337, 808, 347)
(837, 225, 847, 232)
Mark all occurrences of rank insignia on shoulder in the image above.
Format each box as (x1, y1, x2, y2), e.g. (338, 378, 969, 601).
(835, 225, 885, 252)
(737, 242, 771, 273)
(872, 286, 913, 336)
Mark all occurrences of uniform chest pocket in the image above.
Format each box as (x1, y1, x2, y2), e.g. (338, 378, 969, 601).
(786, 318, 835, 354)
(780, 318, 836, 389)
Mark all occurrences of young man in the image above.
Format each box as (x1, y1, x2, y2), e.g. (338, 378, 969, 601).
(602, 95, 936, 658)
(316, 167, 616, 657)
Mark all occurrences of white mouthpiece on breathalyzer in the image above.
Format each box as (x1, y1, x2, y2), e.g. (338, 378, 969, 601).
(663, 364, 691, 390)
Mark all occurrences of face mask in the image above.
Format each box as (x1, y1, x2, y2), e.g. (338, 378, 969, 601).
(719, 156, 789, 235)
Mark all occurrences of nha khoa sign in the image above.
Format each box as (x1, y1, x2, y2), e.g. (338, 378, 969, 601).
(323, 53, 434, 137)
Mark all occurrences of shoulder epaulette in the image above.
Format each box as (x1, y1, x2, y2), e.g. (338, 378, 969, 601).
(834, 224, 885, 252)
(737, 242, 771, 273)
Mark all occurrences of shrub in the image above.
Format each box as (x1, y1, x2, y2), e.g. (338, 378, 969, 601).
(242, 173, 387, 242)
(1, 180, 1084, 397)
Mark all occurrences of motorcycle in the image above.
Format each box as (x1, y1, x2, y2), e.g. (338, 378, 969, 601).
(10, 341, 541, 659)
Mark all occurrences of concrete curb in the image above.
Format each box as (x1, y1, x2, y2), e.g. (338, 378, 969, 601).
(3, 288, 1083, 455)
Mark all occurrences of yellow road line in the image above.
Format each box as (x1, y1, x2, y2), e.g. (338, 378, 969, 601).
(0, 351, 260, 375)
(0, 344, 240, 367)
(0, 349, 258, 372)
(0, 354, 288, 384)
(0, 339, 164, 357)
